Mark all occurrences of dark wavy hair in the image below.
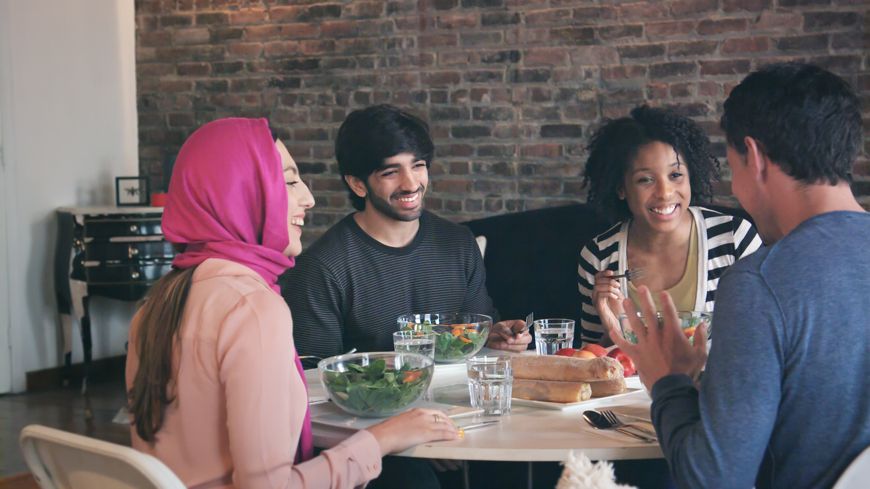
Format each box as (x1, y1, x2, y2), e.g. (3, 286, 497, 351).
(721, 63, 861, 185)
(582, 105, 720, 223)
(335, 104, 434, 211)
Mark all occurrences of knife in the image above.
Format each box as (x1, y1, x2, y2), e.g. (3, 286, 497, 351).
(457, 420, 500, 434)
(610, 412, 652, 424)
(514, 312, 534, 336)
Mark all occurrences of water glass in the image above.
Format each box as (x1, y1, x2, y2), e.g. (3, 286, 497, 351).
(533, 318, 575, 355)
(392, 330, 435, 359)
(466, 356, 512, 416)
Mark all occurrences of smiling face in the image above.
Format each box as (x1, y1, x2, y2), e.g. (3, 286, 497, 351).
(348, 152, 429, 223)
(620, 141, 692, 234)
(275, 139, 315, 257)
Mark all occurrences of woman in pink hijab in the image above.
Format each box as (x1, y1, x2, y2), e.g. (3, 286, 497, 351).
(126, 118, 457, 489)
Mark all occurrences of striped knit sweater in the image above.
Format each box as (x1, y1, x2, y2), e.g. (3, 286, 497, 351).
(577, 206, 762, 344)
(279, 210, 495, 358)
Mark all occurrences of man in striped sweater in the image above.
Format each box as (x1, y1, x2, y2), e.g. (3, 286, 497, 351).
(280, 104, 531, 362)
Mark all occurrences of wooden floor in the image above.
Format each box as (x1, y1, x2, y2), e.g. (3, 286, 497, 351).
(0, 379, 130, 483)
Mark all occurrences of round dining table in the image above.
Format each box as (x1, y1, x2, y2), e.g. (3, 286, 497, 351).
(305, 351, 663, 464)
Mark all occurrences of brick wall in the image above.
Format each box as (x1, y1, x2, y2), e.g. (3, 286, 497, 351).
(135, 0, 869, 242)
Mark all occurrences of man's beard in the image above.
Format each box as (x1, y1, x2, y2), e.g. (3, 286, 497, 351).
(365, 183, 425, 222)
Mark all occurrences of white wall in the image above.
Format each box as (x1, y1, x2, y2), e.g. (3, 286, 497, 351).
(0, 0, 139, 392)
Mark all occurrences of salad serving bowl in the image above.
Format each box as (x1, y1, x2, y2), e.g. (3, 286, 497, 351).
(397, 313, 492, 363)
(318, 351, 433, 418)
(618, 310, 712, 345)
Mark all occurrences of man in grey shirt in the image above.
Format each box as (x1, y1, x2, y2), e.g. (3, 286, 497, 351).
(281, 104, 531, 359)
(610, 63, 869, 488)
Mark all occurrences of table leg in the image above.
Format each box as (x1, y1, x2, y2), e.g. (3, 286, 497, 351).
(527, 461, 533, 489)
(462, 461, 470, 489)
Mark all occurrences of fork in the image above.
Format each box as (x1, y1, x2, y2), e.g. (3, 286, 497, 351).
(611, 268, 645, 282)
(599, 410, 657, 439)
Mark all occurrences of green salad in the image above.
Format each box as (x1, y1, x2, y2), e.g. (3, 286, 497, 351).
(322, 358, 430, 416)
(407, 320, 487, 362)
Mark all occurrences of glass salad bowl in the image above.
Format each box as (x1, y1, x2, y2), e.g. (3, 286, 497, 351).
(397, 313, 492, 363)
(618, 310, 712, 345)
(318, 351, 433, 418)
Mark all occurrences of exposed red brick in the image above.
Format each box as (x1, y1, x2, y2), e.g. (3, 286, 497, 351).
(524, 48, 569, 66)
(227, 43, 264, 58)
(754, 11, 802, 30)
(525, 8, 573, 26)
(176, 62, 210, 76)
(697, 18, 748, 35)
(570, 46, 619, 66)
(436, 13, 478, 29)
(135, 0, 869, 242)
(722, 0, 772, 12)
(645, 21, 697, 39)
(668, 40, 718, 57)
(229, 8, 267, 25)
(173, 28, 210, 45)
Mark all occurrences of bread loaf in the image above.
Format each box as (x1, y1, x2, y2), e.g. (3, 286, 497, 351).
(513, 379, 592, 403)
(588, 377, 627, 397)
(511, 355, 623, 382)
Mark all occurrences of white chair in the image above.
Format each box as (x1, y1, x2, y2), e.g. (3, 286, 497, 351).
(19, 424, 186, 489)
(833, 445, 870, 489)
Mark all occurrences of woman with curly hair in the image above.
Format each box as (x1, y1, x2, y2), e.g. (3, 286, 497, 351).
(578, 105, 762, 345)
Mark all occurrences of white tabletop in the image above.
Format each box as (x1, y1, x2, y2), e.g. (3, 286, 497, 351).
(306, 354, 662, 462)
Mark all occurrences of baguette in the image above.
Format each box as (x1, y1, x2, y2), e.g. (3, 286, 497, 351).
(513, 379, 592, 403)
(511, 355, 623, 382)
(588, 377, 627, 397)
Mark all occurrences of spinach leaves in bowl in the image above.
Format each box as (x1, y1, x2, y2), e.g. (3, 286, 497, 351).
(319, 352, 433, 417)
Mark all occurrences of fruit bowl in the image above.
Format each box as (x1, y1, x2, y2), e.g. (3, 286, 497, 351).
(397, 313, 492, 363)
(318, 352, 433, 417)
(618, 311, 712, 345)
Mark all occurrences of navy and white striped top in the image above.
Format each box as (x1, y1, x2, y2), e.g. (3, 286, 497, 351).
(577, 206, 762, 344)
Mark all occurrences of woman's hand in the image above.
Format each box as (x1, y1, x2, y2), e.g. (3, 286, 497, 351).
(365, 408, 460, 456)
(592, 270, 625, 339)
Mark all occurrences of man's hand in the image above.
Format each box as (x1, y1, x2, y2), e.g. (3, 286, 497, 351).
(607, 286, 708, 391)
(486, 319, 532, 352)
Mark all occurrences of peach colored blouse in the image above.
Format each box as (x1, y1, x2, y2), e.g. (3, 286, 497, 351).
(126, 258, 382, 488)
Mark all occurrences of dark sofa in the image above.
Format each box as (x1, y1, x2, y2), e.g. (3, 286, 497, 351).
(463, 203, 610, 329)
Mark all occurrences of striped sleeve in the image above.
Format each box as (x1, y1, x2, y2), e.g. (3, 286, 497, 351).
(700, 210, 763, 309)
(577, 224, 621, 344)
(732, 217, 762, 260)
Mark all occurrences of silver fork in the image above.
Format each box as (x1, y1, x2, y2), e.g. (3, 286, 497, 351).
(611, 268, 645, 282)
(599, 410, 657, 439)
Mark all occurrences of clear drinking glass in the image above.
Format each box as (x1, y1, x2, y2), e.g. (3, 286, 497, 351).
(466, 356, 512, 416)
(533, 318, 575, 355)
(392, 330, 435, 359)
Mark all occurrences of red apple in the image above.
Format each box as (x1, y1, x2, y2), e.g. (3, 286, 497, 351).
(554, 348, 576, 357)
(607, 348, 637, 377)
(573, 350, 597, 359)
(580, 344, 608, 358)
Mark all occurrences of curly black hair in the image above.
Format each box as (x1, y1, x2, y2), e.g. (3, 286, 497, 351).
(582, 105, 720, 223)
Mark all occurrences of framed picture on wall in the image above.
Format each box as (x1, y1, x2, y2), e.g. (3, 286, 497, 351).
(115, 177, 150, 207)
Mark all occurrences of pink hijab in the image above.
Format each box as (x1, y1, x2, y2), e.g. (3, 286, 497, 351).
(162, 117, 314, 462)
